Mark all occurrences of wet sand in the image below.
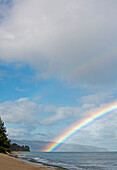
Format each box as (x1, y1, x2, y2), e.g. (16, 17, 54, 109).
(0, 153, 56, 170)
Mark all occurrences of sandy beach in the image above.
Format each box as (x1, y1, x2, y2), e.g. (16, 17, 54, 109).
(0, 153, 56, 170)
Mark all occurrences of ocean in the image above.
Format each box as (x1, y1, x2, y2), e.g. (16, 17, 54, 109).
(16, 152, 117, 170)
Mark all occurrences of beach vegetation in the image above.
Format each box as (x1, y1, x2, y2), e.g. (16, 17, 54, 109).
(0, 117, 11, 153)
(10, 143, 30, 151)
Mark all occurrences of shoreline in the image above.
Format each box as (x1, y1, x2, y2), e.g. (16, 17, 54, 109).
(10, 152, 68, 170)
(0, 153, 57, 170)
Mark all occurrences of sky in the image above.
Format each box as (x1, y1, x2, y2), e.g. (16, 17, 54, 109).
(0, 0, 117, 150)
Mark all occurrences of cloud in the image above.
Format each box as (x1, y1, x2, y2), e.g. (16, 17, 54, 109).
(39, 104, 98, 126)
(0, 0, 117, 85)
(1, 94, 117, 149)
(7, 127, 27, 137)
(39, 91, 115, 125)
(68, 110, 117, 150)
(16, 97, 29, 102)
(40, 105, 77, 125)
(7, 127, 46, 140)
(15, 87, 25, 92)
(0, 98, 39, 124)
(34, 96, 42, 101)
(0, 91, 115, 126)
(0, 98, 81, 125)
(80, 91, 114, 105)
(37, 97, 117, 150)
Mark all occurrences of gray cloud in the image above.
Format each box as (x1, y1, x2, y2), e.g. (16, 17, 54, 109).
(0, 0, 117, 85)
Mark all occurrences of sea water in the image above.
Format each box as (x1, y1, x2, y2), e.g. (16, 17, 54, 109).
(17, 152, 117, 170)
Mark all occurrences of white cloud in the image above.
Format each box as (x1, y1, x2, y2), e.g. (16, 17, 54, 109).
(34, 96, 42, 101)
(80, 91, 114, 105)
(0, 91, 115, 126)
(0, 98, 38, 124)
(39, 105, 100, 125)
(40, 105, 77, 125)
(16, 97, 29, 102)
(0, 0, 117, 85)
(7, 127, 27, 137)
(15, 87, 25, 92)
(39, 91, 115, 125)
(1, 94, 117, 149)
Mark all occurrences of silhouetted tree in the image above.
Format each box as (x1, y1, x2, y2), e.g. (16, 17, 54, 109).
(10, 143, 30, 151)
(0, 117, 11, 153)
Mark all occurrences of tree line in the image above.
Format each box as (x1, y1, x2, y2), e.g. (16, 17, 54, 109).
(0, 117, 30, 153)
(10, 143, 30, 151)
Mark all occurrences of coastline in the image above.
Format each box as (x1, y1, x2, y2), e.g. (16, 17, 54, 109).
(0, 153, 56, 170)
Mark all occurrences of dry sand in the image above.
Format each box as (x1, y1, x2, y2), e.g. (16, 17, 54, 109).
(0, 153, 56, 170)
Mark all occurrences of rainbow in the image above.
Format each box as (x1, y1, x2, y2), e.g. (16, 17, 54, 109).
(42, 101, 117, 152)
